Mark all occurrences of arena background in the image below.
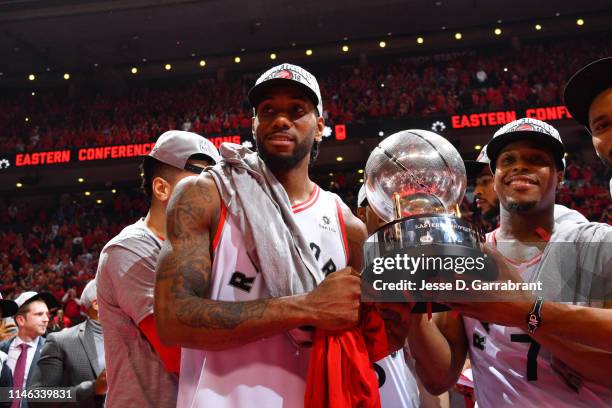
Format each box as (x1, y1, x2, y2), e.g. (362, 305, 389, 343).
(1, 0, 611, 305)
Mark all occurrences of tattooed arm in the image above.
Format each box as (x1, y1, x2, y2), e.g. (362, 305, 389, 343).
(154, 174, 362, 350)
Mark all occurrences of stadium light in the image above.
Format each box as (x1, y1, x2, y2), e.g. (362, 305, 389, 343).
(379, 41, 386, 48)
(16, 182, 23, 188)
(503, 67, 508, 72)
(336, 156, 343, 162)
(164, 63, 172, 70)
(84, 191, 91, 196)
(96, 199, 102, 204)
(416, 37, 424, 44)
(25, 117, 29, 122)
(305, 49, 313, 56)
(199, 60, 206, 67)
(455, 32, 462, 40)
(535, 24, 542, 31)
(31, 92, 35, 96)
(63, 73, 70, 80)
(475, 145, 482, 150)
(78, 177, 84, 183)
(359, 178, 364, 183)
(270, 53, 277, 60)
(358, 169, 364, 174)
(131, 67, 138, 74)
(576, 18, 584, 26)
(28, 74, 35, 81)
(111, 189, 117, 194)
(329, 172, 334, 176)
(234, 56, 241, 63)
(494, 28, 502, 36)
(341, 45, 349, 52)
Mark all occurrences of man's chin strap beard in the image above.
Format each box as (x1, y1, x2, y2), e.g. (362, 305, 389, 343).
(506, 200, 537, 214)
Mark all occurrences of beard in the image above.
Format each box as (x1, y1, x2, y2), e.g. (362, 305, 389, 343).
(506, 199, 537, 213)
(257, 130, 315, 172)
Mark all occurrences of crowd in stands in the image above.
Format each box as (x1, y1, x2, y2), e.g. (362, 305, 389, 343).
(1, 36, 612, 154)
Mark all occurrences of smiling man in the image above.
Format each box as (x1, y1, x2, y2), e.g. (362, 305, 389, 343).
(406, 118, 612, 407)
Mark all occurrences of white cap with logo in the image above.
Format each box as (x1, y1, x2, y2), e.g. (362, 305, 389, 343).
(148, 130, 221, 170)
(248, 63, 323, 116)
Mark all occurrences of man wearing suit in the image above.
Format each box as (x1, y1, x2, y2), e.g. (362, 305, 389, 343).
(0, 292, 58, 408)
(30, 280, 106, 408)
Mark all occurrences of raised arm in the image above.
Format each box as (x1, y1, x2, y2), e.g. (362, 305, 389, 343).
(154, 174, 362, 351)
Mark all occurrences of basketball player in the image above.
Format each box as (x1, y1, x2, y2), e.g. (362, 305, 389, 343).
(407, 118, 612, 406)
(465, 145, 588, 224)
(357, 186, 447, 408)
(564, 57, 612, 196)
(96, 130, 220, 407)
(155, 63, 376, 407)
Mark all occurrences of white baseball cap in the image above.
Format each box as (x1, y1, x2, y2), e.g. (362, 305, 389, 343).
(148, 130, 221, 171)
(357, 185, 367, 208)
(80, 280, 97, 310)
(14, 291, 60, 311)
(248, 63, 323, 116)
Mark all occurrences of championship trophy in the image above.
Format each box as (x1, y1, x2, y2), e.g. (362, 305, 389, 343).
(362, 129, 497, 312)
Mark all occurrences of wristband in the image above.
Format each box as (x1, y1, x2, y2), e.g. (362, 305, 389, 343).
(526, 296, 544, 334)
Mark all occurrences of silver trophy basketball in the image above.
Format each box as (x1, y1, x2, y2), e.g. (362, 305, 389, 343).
(362, 130, 496, 312)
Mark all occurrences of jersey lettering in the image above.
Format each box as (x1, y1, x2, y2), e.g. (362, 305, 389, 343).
(229, 271, 255, 292)
(322, 259, 337, 275)
(510, 334, 541, 381)
(373, 363, 386, 388)
(310, 242, 321, 260)
(473, 332, 486, 351)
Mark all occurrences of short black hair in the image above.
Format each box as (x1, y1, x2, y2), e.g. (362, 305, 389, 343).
(140, 156, 180, 201)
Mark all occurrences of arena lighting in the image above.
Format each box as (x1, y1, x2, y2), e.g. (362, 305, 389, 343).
(378, 131, 384, 136)
(576, 18, 584, 26)
(164, 63, 172, 70)
(25, 117, 29, 122)
(494, 28, 502, 35)
(358, 169, 364, 174)
(379, 41, 386, 48)
(63, 73, 70, 80)
(16, 182, 23, 188)
(199, 60, 206, 67)
(96, 199, 102, 204)
(416, 37, 424, 44)
(336, 156, 344, 162)
(31, 92, 35, 96)
(84, 191, 91, 196)
(77, 177, 84, 183)
(341, 45, 349, 52)
(503, 67, 508, 72)
(475, 145, 482, 150)
(359, 178, 364, 183)
(112, 189, 117, 194)
(455, 32, 462, 40)
(131, 67, 138, 74)
(234, 56, 241, 63)
(28, 74, 35, 81)
(535, 24, 542, 31)
(329, 172, 334, 176)
(305, 49, 313, 56)
(270, 53, 277, 60)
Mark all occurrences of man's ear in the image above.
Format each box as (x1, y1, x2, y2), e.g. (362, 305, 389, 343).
(151, 177, 171, 202)
(315, 115, 325, 143)
(356, 207, 367, 224)
(14, 314, 25, 328)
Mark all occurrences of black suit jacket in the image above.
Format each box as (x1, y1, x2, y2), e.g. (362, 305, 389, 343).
(30, 320, 104, 408)
(1, 352, 12, 408)
(0, 336, 46, 408)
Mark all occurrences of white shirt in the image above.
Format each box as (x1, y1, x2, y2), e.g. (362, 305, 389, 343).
(7, 336, 40, 386)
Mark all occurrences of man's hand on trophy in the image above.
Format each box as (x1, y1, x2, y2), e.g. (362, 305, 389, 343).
(443, 244, 535, 327)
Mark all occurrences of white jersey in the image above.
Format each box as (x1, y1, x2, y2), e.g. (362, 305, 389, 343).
(376, 349, 420, 408)
(178, 185, 347, 408)
(463, 229, 612, 407)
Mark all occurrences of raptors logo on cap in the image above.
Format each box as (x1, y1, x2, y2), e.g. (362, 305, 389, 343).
(273, 70, 294, 80)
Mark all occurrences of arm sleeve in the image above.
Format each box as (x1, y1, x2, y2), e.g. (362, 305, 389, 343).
(99, 243, 157, 324)
(138, 314, 181, 375)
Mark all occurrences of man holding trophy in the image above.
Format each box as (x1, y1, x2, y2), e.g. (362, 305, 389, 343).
(362, 118, 612, 406)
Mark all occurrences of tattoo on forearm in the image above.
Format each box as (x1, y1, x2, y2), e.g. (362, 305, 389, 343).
(157, 178, 268, 331)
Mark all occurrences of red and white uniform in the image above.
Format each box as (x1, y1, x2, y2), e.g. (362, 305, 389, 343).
(463, 230, 612, 407)
(177, 185, 349, 408)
